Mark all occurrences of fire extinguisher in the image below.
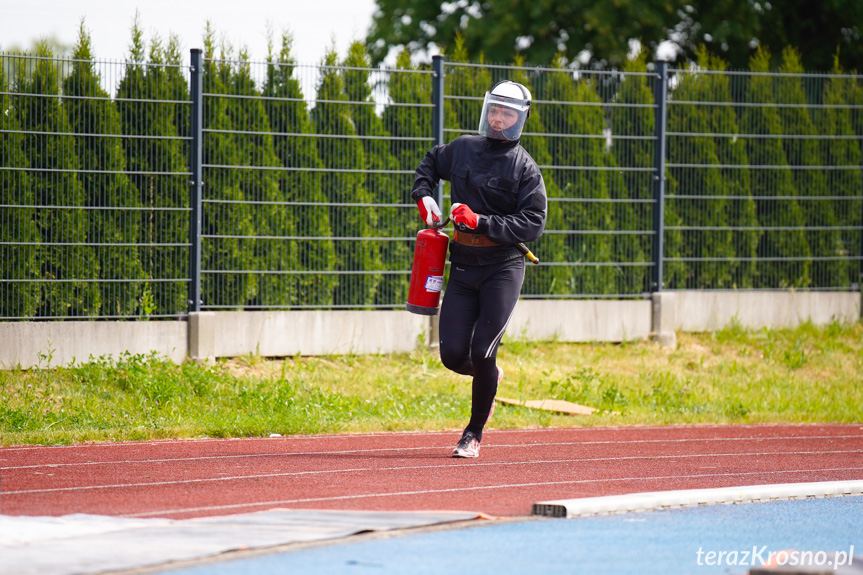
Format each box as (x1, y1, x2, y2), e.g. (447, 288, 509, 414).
(406, 219, 450, 315)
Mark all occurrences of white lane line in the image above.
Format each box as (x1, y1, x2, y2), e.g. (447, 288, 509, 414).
(122, 467, 863, 518)
(1, 424, 859, 452)
(5, 450, 862, 495)
(4, 434, 862, 470)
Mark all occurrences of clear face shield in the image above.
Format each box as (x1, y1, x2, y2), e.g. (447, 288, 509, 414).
(478, 91, 530, 141)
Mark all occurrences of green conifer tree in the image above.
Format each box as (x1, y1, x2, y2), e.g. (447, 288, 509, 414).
(848, 72, 863, 142)
(604, 151, 648, 295)
(740, 47, 810, 287)
(696, 48, 760, 288)
(385, 48, 446, 298)
(312, 45, 381, 306)
(115, 19, 151, 304)
(165, 34, 190, 147)
(343, 41, 411, 307)
(228, 48, 297, 307)
(18, 42, 100, 317)
(610, 51, 686, 290)
(544, 58, 616, 295)
(668, 61, 735, 288)
(384, 50, 435, 170)
(117, 21, 190, 316)
(816, 54, 863, 286)
(445, 34, 487, 139)
(63, 22, 144, 316)
(846, 74, 863, 285)
(262, 31, 335, 307)
(0, 58, 39, 317)
(509, 56, 571, 296)
(778, 47, 846, 288)
(543, 58, 591, 295)
(201, 26, 258, 307)
(159, 34, 194, 314)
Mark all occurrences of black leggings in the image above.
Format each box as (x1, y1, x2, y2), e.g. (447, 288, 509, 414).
(439, 257, 525, 441)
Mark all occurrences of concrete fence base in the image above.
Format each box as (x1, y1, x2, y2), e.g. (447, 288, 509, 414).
(1, 290, 859, 369)
(0, 320, 189, 369)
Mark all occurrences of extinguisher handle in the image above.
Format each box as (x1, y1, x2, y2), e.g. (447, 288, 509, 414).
(433, 217, 451, 230)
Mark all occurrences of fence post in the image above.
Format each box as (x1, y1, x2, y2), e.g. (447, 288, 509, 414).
(188, 48, 203, 313)
(429, 55, 445, 349)
(431, 54, 445, 207)
(650, 60, 676, 347)
(651, 60, 668, 293)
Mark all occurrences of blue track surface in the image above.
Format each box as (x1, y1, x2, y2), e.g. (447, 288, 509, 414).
(166, 497, 863, 575)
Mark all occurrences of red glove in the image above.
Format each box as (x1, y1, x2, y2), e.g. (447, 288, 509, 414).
(417, 196, 442, 227)
(450, 203, 478, 229)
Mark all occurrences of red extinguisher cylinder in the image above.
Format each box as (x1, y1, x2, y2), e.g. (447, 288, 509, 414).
(406, 227, 449, 315)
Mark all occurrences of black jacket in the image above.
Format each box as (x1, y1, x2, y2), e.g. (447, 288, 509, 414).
(410, 135, 547, 265)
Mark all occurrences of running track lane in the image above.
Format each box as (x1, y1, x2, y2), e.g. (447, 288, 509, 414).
(1, 424, 862, 520)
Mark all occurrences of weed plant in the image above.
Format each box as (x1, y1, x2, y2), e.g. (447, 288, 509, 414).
(1, 320, 861, 446)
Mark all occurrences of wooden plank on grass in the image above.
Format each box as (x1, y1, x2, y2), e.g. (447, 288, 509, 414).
(495, 397, 598, 416)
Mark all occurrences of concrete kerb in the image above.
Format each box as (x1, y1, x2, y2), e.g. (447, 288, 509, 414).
(531, 480, 863, 518)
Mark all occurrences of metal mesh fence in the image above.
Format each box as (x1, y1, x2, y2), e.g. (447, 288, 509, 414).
(1, 50, 861, 320)
(198, 57, 431, 310)
(667, 67, 863, 290)
(0, 53, 190, 319)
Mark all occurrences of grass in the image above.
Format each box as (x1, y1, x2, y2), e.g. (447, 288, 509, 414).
(1, 320, 861, 447)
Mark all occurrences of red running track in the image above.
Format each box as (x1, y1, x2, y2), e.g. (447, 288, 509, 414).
(1, 424, 862, 520)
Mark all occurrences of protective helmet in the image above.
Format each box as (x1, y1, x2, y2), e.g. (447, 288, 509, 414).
(478, 80, 532, 141)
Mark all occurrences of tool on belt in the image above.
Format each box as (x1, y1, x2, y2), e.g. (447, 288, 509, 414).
(452, 229, 539, 264)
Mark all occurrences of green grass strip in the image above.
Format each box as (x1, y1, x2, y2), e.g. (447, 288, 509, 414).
(1, 320, 861, 446)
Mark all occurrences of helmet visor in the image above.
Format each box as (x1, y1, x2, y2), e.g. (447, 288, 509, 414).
(478, 91, 529, 141)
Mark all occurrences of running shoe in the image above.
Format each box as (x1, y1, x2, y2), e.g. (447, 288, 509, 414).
(452, 430, 480, 458)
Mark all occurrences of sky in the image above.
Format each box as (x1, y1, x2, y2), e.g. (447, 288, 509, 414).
(0, 0, 379, 65)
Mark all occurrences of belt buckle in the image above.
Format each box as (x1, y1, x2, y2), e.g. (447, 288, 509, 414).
(469, 234, 482, 246)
